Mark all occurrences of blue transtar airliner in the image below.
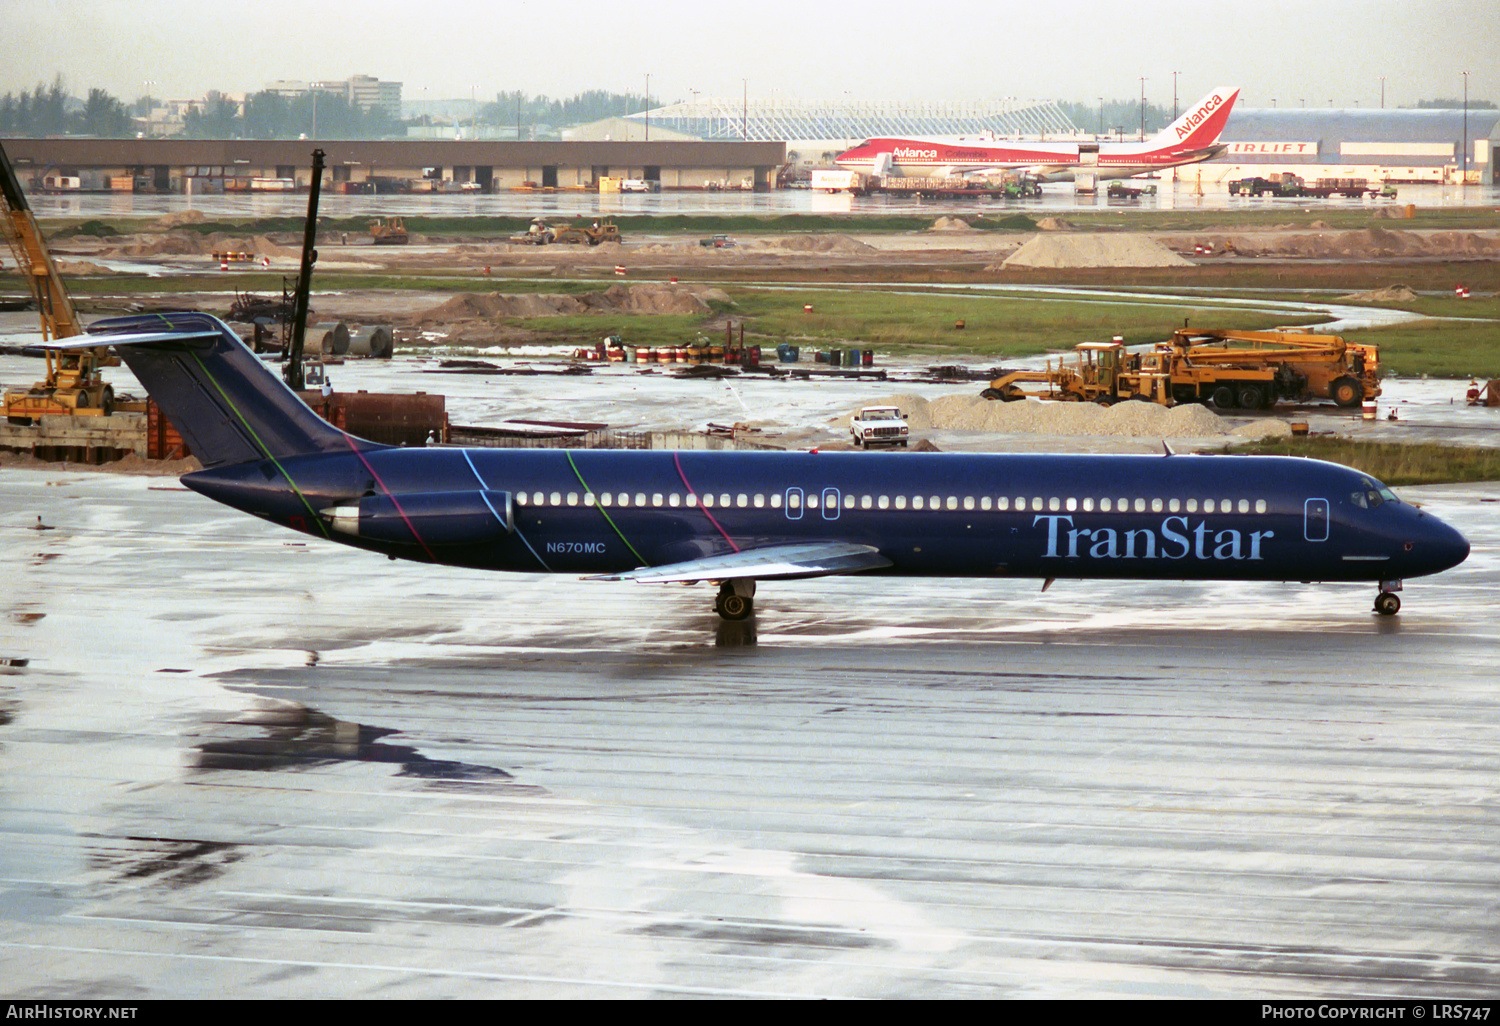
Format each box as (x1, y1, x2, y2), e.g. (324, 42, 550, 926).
(69, 312, 1468, 622)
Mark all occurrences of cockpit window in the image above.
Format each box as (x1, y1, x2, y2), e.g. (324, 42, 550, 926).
(1352, 477, 1399, 509)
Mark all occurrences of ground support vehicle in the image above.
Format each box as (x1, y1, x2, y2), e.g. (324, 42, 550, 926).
(850, 406, 909, 448)
(1229, 174, 1394, 200)
(1107, 181, 1158, 200)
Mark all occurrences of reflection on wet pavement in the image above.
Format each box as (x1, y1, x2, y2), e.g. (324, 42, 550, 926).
(1, 469, 1497, 998)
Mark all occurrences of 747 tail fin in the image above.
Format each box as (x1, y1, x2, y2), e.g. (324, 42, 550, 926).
(1149, 86, 1240, 151)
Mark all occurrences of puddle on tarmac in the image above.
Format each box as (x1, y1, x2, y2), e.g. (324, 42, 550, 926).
(191, 697, 515, 786)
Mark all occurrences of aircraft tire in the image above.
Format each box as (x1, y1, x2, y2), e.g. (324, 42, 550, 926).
(1374, 592, 1401, 616)
(718, 593, 753, 621)
(1331, 376, 1361, 408)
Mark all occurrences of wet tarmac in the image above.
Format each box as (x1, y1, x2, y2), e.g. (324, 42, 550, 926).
(1, 467, 1497, 998)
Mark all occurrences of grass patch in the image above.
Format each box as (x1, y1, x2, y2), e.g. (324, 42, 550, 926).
(1224, 437, 1500, 485)
(1345, 318, 1500, 378)
(722, 286, 1327, 359)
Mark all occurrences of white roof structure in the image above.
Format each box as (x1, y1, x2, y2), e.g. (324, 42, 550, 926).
(622, 96, 1082, 143)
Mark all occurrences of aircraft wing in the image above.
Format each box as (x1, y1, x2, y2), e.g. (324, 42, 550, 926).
(587, 542, 892, 583)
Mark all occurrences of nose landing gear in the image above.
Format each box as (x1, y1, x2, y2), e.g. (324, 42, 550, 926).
(1374, 579, 1403, 616)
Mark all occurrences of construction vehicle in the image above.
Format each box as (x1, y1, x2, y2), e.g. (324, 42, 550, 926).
(1, 139, 118, 424)
(1165, 329, 1380, 408)
(982, 341, 1273, 407)
(508, 218, 556, 245)
(982, 329, 1379, 410)
(550, 219, 622, 246)
(369, 216, 409, 245)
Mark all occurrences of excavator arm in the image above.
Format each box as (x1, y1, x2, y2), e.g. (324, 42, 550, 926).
(0, 141, 82, 341)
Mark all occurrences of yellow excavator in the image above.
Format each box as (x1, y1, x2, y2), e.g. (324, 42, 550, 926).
(2, 139, 118, 424)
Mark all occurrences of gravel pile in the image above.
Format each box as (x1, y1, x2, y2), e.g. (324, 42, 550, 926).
(998, 233, 1193, 269)
(841, 392, 1292, 440)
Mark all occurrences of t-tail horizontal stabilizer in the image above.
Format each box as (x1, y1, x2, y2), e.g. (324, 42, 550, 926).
(79, 312, 382, 468)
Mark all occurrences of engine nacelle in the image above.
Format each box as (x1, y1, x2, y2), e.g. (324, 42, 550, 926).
(327, 490, 513, 546)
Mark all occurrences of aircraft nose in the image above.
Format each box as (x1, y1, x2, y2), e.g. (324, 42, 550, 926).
(1410, 514, 1470, 575)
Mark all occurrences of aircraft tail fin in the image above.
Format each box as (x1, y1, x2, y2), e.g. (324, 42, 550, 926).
(1150, 86, 1240, 150)
(82, 312, 372, 468)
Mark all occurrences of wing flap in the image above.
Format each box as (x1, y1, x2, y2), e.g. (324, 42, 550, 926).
(588, 542, 892, 584)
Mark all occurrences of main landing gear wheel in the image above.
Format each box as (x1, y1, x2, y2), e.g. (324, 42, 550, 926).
(1374, 592, 1401, 616)
(714, 580, 756, 621)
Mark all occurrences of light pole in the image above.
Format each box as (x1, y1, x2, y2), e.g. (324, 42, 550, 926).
(1462, 71, 1469, 183)
(1097, 96, 1104, 137)
(141, 80, 154, 136)
(644, 73, 649, 141)
(1139, 76, 1146, 141)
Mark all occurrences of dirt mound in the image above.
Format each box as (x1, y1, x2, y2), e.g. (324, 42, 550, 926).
(1035, 217, 1074, 231)
(54, 260, 116, 275)
(414, 283, 728, 324)
(143, 211, 208, 232)
(113, 230, 299, 259)
(929, 217, 972, 232)
(997, 233, 1192, 269)
(1203, 228, 1500, 260)
(773, 234, 875, 254)
(1341, 284, 1418, 302)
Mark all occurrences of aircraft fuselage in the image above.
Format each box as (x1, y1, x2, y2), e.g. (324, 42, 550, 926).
(183, 447, 1468, 587)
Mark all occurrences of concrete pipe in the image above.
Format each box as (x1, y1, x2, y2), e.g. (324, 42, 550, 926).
(349, 325, 394, 359)
(310, 321, 350, 356)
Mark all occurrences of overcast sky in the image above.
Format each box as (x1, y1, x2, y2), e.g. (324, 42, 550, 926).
(2, 0, 1491, 110)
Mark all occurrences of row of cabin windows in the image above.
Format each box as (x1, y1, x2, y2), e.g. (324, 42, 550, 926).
(514, 491, 1270, 515)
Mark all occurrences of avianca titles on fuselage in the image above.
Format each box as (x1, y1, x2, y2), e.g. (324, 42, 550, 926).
(71, 311, 1467, 624)
(835, 86, 1239, 182)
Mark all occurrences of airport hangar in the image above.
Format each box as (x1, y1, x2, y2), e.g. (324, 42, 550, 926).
(0, 138, 788, 193)
(1192, 106, 1500, 186)
(3, 102, 1494, 192)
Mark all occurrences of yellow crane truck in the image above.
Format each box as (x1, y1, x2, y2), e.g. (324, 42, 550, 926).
(2, 139, 119, 424)
(1164, 329, 1379, 409)
(981, 330, 1379, 410)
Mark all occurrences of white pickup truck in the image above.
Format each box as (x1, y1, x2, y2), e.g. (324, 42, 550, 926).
(850, 406, 909, 448)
